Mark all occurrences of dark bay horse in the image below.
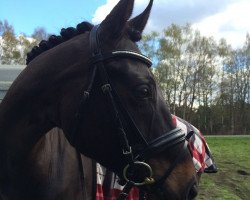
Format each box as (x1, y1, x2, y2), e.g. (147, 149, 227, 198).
(21, 128, 94, 200)
(0, 0, 198, 199)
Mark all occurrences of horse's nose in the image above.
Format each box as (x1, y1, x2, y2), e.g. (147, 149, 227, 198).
(187, 183, 198, 200)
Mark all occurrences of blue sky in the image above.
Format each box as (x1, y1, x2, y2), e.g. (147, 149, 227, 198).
(0, 0, 105, 36)
(1, 0, 250, 48)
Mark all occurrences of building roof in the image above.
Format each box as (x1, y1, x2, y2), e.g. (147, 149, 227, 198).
(0, 65, 26, 102)
(0, 65, 25, 81)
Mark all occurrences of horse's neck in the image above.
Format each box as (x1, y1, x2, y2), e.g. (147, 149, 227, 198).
(28, 128, 94, 200)
(0, 101, 52, 157)
(0, 70, 57, 190)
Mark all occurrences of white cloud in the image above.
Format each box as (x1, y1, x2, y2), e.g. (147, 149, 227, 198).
(192, 0, 250, 48)
(91, 0, 159, 24)
(92, 0, 119, 24)
(92, 0, 250, 48)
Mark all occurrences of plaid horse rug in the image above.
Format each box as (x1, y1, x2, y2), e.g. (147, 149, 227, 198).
(95, 115, 217, 200)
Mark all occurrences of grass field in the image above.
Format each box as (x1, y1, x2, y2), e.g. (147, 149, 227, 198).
(197, 136, 250, 200)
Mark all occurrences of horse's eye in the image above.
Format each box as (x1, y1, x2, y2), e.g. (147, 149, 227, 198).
(134, 85, 152, 99)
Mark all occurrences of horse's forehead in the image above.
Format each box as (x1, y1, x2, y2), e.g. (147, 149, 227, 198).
(101, 35, 139, 53)
(107, 58, 151, 78)
(120, 37, 140, 52)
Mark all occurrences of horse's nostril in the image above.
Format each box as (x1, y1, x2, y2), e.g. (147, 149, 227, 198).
(188, 184, 198, 199)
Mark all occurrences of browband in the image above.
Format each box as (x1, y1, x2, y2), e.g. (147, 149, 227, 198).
(90, 51, 152, 67)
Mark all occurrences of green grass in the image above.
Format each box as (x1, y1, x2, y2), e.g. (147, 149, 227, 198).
(197, 136, 250, 200)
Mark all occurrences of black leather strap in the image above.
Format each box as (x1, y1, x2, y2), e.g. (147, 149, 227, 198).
(137, 128, 186, 160)
(90, 51, 152, 67)
(85, 25, 190, 199)
(90, 25, 101, 56)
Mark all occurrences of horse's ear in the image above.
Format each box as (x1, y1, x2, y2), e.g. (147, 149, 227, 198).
(127, 0, 153, 42)
(99, 0, 134, 40)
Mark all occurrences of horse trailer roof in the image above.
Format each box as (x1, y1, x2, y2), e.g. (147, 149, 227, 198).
(0, 65, 26, 102)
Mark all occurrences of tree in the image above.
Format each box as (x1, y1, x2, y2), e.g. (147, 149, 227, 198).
(138, 31, 160, 65)
(0, 20, 47, 65)
(31, 27, 49, 44)
(17, 35, 36, 65)
(0, 20, 20, 64)
(155, 24, 193, 115)
(153, 24, 219, 128)
(221, 34, 250, 134)
(186, 33, 218, 132)
(140, 24, 249, 135)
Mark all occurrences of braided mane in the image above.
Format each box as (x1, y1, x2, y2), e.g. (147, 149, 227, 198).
(26, 22, 94, 65)
(26, 21, 142, 65)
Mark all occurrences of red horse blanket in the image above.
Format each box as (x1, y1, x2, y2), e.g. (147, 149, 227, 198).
(95, 115, 217, 200)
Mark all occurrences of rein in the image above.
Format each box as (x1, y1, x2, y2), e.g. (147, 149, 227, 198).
(73, 25, 188, 200)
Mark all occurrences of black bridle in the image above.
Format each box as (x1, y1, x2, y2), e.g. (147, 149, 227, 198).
(72, 25, 189, 200)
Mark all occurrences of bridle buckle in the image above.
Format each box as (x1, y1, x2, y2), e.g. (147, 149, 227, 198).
(123, 161, 155, 186)
(122, 146, 132, 155)
(101, 84, 112, 93)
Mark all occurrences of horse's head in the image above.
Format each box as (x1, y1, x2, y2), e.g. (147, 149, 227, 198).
(79, 1, 197, 198)
(27, 0, 198, 199)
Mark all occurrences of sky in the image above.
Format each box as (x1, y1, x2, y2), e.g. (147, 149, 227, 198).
(1, 0, 250, 49)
